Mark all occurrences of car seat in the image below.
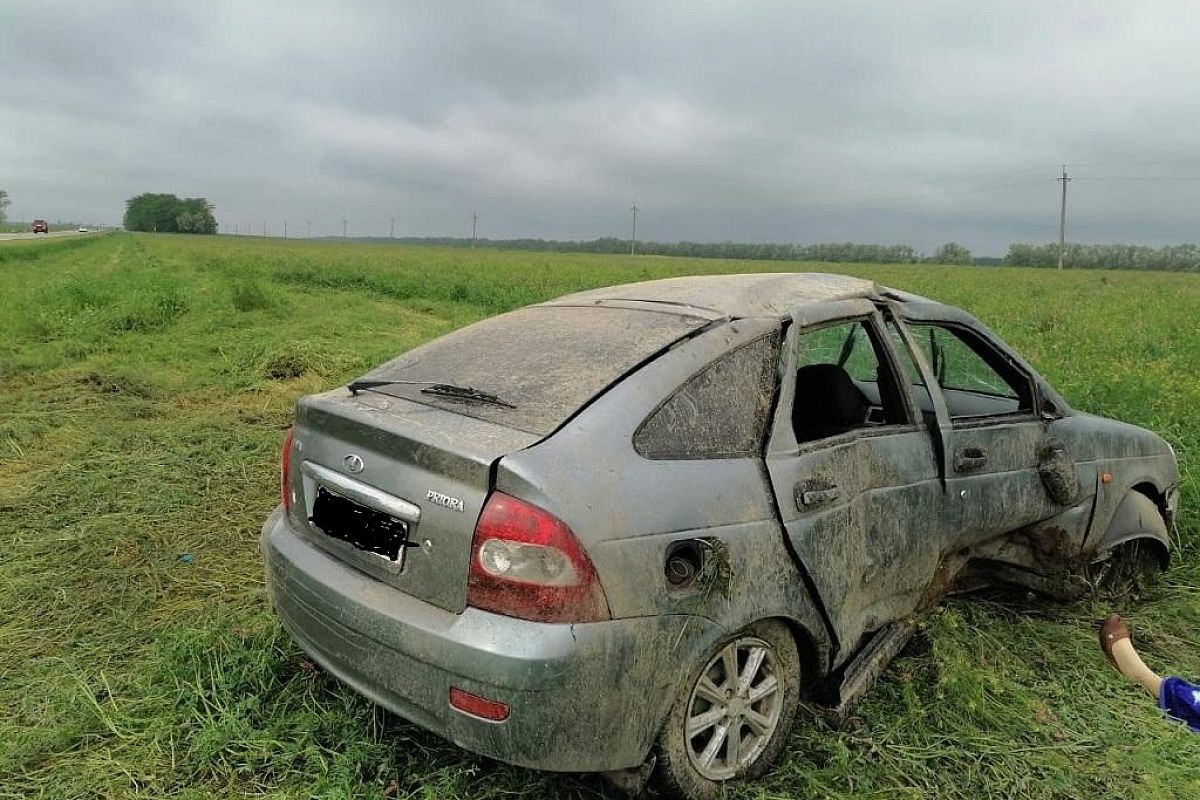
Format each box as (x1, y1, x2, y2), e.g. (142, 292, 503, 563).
(792, 363, 869, 443)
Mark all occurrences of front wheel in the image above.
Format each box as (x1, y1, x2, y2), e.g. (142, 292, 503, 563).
(1087, 492, 1168, 600)
(1088, 539, 1163, 599)
(653, 620, 801, 800)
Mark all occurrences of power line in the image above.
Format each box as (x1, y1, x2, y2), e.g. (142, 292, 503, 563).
(1073, 175, 1200, 181)
(1067, 156, 1200, 169)
(800, 177, 1049, 213)
(217, 157, 1200, 250)
(790, 158, 1200, 212)
(925, 163, 1066, 185)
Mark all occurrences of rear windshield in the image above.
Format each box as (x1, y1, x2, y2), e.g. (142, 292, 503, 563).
(356, 305, 710, 435)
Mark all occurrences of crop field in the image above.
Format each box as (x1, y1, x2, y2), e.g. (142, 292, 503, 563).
(3, 232, 1200, 799)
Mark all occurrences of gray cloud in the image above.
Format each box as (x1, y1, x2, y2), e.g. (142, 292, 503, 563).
(3, 1, 1200, 253)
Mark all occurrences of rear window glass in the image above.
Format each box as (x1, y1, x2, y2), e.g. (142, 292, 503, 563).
(356, 306, 710, 435)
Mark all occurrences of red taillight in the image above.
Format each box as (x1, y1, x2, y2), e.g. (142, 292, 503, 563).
(280, 427, 295, 511)
(449, 687, 509, 721)
(466, 492, 610, 624)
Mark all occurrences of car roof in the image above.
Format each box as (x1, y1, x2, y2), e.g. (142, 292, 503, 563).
(543, 272, 928, 319)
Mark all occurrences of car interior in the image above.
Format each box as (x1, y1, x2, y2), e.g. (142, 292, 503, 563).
(792, 363, 873, 442)
(791, 317, 1034, 444)
(791, 319, 906, 444)
(898, 322, 1033, 419)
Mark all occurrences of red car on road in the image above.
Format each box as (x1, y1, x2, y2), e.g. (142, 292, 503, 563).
(32, 219, 49, 234)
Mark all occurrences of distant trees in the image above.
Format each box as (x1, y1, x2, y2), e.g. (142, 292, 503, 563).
(123, 193, 177, 232)
(1004, 242, 1200, 271)
(793, 242, 921, 263)
(387, 236, 927, 263)
(175, 201, 219, 234)
(223, 224, 1200, 273)
(928, 242, 973, 264)
(123, 193, 217, 234)
(0, 189, 9, 224)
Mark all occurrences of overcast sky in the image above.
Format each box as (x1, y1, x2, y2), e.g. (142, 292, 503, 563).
(4, 2, 1200, 254)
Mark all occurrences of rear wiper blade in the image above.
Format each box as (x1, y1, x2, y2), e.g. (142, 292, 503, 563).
(347, 379, 516, 409)
(348, 379, 427, 395)
(420, 383, 516, 409)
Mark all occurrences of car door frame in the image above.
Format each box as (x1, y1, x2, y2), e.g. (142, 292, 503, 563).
(887, 301, 1081, 557)
(765, 300, 946, 665)
(888, 299, 1069, 417)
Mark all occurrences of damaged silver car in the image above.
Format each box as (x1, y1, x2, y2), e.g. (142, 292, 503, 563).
(262, 273, 1179, 798)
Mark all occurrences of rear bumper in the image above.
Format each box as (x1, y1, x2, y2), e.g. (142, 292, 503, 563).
(261, 507, 713, 772)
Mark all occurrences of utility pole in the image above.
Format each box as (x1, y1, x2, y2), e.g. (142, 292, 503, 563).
(306, 220, 311, 238)
(262, 221, 267, 237)
(471, 212, 478, 249)
(284, 221, 288, 239)
(629, 204, 639, 256)
(390, 217, 395, 239)
(1057, 165, 1070, 270)
(234, 222, 238, 236)
(342, 218, 347, 239)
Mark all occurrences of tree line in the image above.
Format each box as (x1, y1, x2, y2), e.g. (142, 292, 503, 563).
(388, 236, 976, 264)
(123, 193, 217, 234)
(382, 235, 1200, 271)
(70, 191, 1200, 271)
(1003, 242, 1200, 271)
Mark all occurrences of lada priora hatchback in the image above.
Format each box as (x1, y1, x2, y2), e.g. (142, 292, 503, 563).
(263, 273, 1178, 799)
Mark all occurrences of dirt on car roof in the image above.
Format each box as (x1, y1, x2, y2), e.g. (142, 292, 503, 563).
(544, 272, 887, 318)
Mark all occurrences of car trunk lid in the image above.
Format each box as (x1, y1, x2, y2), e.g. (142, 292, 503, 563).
(285, 304, 713, 614)
(287, 389, 540, 613)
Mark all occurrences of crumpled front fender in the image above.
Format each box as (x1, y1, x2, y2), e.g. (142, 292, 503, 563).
(1091, 489, 1172, 566)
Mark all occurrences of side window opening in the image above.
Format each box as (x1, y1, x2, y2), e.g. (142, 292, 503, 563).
(634, 332, 781, 460)
(904, 322, 1034, 419)
(791, 319, 908, 444)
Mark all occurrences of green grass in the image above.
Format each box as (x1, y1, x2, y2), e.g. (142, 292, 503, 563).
(2, 232, 1200, 799)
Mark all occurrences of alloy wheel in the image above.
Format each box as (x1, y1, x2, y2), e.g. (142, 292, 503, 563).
(683, 635, 785, 781)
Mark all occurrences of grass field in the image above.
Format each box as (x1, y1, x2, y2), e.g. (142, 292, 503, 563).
(3, 232, 1200, 799)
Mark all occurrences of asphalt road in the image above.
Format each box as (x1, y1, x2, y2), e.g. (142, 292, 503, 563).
(0, 229, 100, 241)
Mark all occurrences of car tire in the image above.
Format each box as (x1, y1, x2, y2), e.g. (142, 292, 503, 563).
(1090, 539, 1164, 599)
(653, 620, 801, 800)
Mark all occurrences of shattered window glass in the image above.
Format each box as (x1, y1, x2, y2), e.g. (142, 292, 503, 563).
(635, 332, 781, 460)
